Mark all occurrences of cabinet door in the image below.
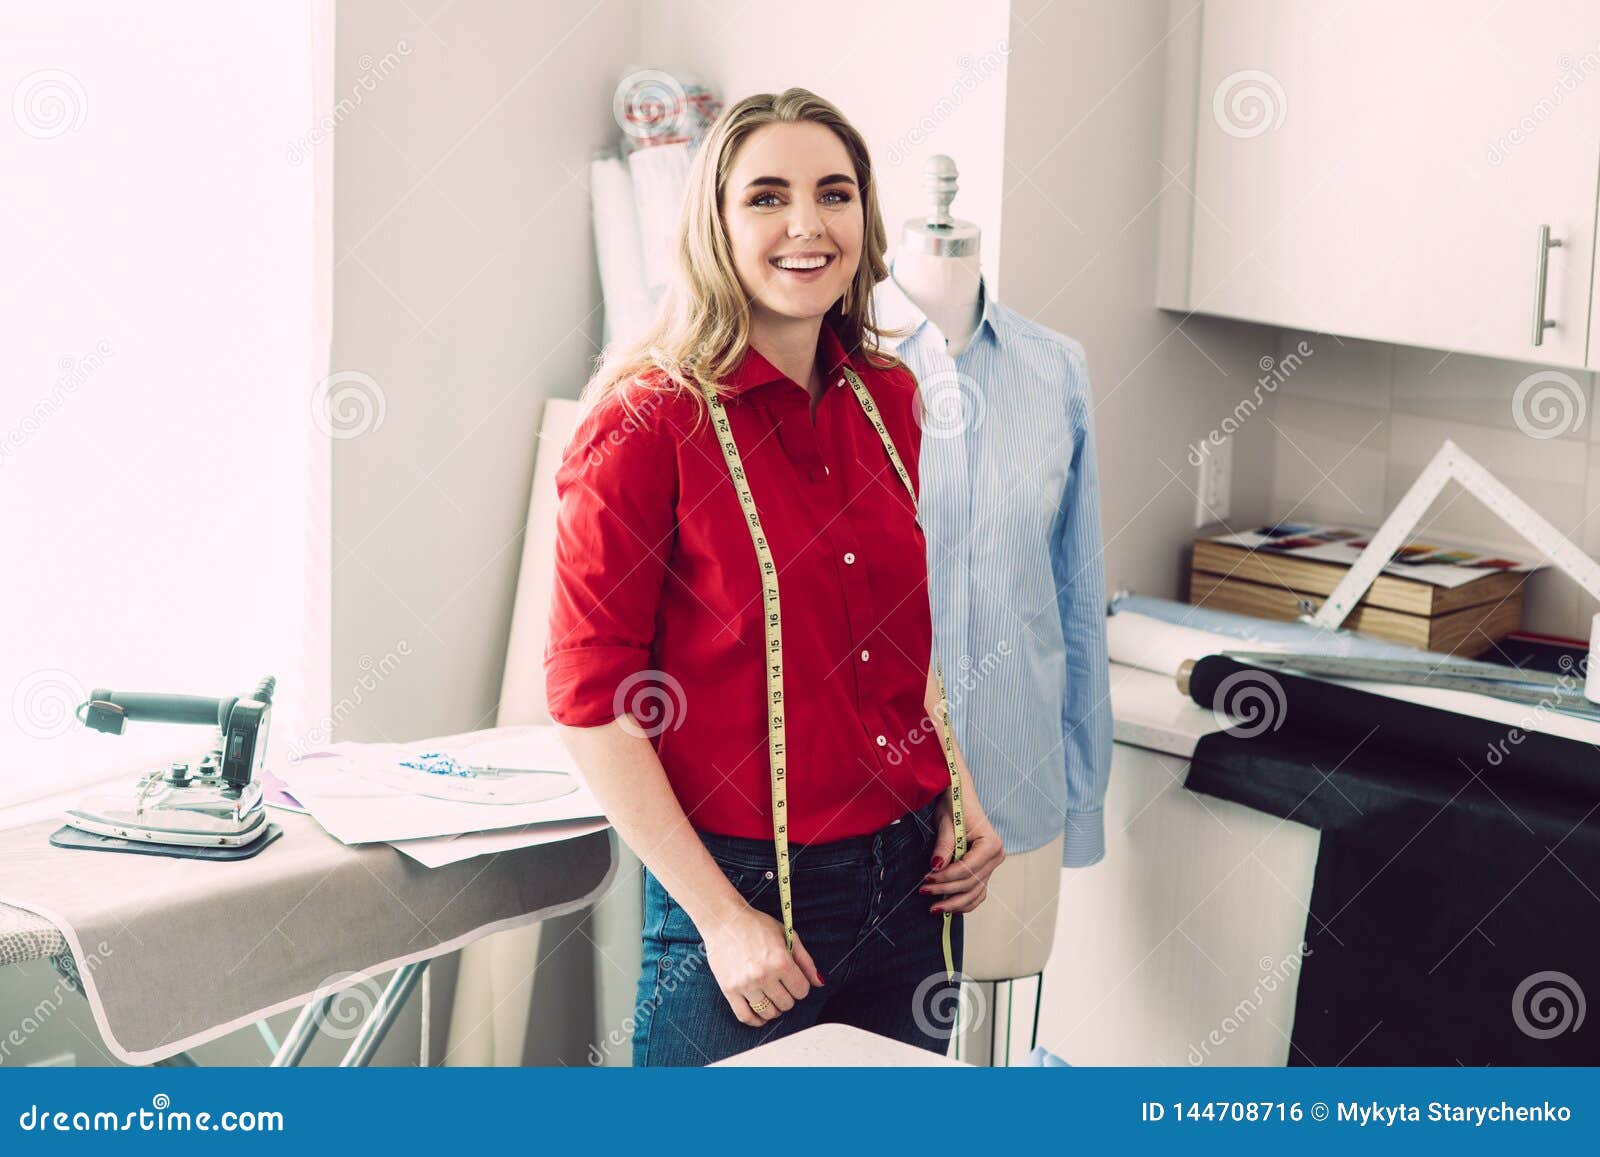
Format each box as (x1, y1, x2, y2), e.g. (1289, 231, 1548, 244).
(1188, 0, 1600, 369)
(1043, 742, 1320, 1064)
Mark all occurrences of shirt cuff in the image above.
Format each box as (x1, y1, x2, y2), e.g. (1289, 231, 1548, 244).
(545, 645, 652, 727)
(1062, 808, 1105, 868)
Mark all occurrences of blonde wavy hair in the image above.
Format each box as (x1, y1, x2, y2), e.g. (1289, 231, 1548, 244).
(580, 86, 909, 427)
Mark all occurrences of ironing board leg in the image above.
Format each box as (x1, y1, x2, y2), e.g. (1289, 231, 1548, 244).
(337, 961, 428, 1067)
(1030, 971, 1043, 1050)
(270, 991, 337, 1067)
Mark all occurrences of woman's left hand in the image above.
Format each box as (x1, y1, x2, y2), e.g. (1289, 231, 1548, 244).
(921, 796, 1005, 915)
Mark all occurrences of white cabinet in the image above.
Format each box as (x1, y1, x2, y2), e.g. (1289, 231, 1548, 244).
(1159, 0, 1600, 369)
(1040, 741, 1319, 1065)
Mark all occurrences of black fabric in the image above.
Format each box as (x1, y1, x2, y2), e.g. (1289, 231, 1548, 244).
(1184, 655, 1600, 1065)
(1479, 632, 1588, 677)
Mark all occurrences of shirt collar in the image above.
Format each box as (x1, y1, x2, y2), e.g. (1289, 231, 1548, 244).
(875, 261, 1004, 352)
(719, 315, 856, 396)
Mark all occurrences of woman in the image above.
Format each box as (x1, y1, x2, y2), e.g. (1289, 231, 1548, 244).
(545, 88, 1004, 1067)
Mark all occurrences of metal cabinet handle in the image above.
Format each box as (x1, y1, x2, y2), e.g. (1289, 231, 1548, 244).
(1532, 224, 1562, 346)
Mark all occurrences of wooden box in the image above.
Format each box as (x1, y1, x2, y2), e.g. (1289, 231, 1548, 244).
(1188, 537, 1526, 657)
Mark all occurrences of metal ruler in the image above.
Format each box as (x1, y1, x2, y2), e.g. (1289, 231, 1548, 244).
(1221, 650, 1600, 723)
(1305, 439, 1600, 704)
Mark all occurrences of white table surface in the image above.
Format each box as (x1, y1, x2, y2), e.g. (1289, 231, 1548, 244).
(712, 1023, 969, 1066)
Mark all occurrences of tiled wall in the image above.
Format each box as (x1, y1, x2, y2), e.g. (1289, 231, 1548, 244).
(1262, 329, 1600, 639)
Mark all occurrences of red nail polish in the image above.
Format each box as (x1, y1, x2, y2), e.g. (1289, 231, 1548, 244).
(930, 856, 945, 870)
(919, 887, 931, 895)
(931, 906, 942, 915)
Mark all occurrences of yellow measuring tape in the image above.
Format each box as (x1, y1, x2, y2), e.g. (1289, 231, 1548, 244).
(702, 363, 967, 981)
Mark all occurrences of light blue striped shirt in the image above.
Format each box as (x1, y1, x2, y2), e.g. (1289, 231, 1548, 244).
(874, 271, 1114, 867)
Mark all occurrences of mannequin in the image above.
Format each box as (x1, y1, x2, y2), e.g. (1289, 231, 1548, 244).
(885, 157, 1067, 1064)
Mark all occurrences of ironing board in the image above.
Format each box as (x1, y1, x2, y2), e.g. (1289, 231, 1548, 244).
(0, 903, 67, 963)
(0, 806, 618, 1066)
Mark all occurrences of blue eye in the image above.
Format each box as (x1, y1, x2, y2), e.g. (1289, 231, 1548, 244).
(747, 189, 853, 208)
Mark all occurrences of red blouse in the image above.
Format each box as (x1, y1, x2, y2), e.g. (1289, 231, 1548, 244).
(544, 317, 951, 843)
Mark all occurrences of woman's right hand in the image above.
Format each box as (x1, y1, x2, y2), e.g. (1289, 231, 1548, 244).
(701, 905, 825, 1027)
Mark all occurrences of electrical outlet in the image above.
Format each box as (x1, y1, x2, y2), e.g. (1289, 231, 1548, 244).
(1194, 436, 1233, 527)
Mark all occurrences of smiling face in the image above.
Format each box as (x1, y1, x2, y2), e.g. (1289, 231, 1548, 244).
(721, 120, 864, 327)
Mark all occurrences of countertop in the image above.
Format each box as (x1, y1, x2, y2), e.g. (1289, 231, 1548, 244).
(1109, 660, 1220, 758)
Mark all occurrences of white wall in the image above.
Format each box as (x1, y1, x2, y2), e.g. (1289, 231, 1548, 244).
(1258, 329, 1600, 642)
(331, 0, 638, 750)
(327, 0, 648, 1066)
(1001, 0, 1277, 608)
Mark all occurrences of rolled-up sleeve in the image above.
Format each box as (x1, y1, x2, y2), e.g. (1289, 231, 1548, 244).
(544, 390, 678, 727)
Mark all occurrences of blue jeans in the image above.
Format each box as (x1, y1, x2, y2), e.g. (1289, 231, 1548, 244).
(631, 793, 964, 1066)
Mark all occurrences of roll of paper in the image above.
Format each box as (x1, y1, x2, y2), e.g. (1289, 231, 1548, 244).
(1107, 610, 1258, 678)
(589, 154, 656, 353)
(628, 141, 691, 292)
